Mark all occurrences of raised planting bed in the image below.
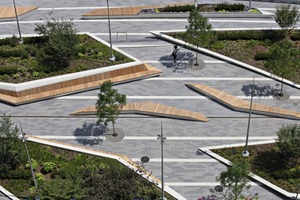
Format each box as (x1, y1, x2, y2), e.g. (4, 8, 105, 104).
(212, 143, 300, 194)
(0, 140, 176, 199)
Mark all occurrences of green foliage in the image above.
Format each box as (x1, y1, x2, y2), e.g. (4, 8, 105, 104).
(215, 2, 245, 12)
(162, 4, 194, 12)
(276, 124, 300, 167)
(25, 159, 38, 170)
(34, 15, 79, 68)
(0, 65, 19, 75)
(216, 30, 284, 41)
(290, 31, 300, 40)
(254, 52, 272, 60)
(0, 46, 29, 58)
(275, 5, 300, 37)
(41, 162, 56, 173)
(96, 80, 127, 133)
(185, 9, 215, 48)
(214, 160, 257, 200)
(264, 40, 299, 89)
(35, 172, 45, 185)
(39, 177, 87, 200)
(0, 35, 20, 46)
(0, 114, 24, 173)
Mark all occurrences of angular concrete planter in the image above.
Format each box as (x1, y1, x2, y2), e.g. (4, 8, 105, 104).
(0, 33, 161, 105)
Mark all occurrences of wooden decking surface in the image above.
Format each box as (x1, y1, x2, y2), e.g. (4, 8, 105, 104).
(71, 102, 209, 122)
(82, 2, 192, 16)
(0, 63, 161, 105)
(186, 83, 300, 120)
(0, 6, 37, 19)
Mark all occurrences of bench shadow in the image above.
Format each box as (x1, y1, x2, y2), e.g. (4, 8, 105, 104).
(241, 83, 279, 96)
(73, 122, 106, 146)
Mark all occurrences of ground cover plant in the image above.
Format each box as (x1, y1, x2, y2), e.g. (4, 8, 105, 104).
(170, 29, 300, 84)
(0, 21, 132, 83)
(211, 125, 300, 193)
(0, 141, 175, 199)
(158, 2, 246, 13)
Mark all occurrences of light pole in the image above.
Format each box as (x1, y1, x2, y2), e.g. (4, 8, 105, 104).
(157, 122, 167, 200)
(242, 77, 255, 157)
(249, 0, 252, 11)
(106, 0, 115, 61)
(12, 0, 23, 43)
(20, 122, 39, 200)
(194, 0, 198, 10)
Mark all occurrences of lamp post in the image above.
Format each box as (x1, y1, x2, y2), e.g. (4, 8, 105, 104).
(106, 0, 115, 61)
(249, 0, 252, 11)
(12, 0, 23, 43)
(242, 77, 255, 157)
(194, 0, 198, 10)
(157, 122, 167, 200)
(20, 122, 39, 200)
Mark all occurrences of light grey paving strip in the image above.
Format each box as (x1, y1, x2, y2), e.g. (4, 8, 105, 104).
(56, 96, 300, 100)
(166, 182, 260, 186)
(145, 60, 226, 64)
(30, 136, 276, 140)
(144, 77, 271, 80)
(131, 158, 217, 162)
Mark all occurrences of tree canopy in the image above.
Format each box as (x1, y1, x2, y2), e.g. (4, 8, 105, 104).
(96, 80, 126, 133)
(274, 5, 300, 37)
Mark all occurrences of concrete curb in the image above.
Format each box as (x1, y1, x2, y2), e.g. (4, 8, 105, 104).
(0, 186, 19, 200)
(199, 140, 300, 200)
(25, 135, 187, 200)
(150, 30, 300, 91)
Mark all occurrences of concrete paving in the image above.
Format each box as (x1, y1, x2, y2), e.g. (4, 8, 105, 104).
(0, 0, 299, 199)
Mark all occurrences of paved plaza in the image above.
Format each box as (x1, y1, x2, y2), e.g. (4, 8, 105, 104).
(1, 0, 300, 199)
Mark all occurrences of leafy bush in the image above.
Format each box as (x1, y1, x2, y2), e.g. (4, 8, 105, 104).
(216, 30, 284, 41)
(0, 66, 18, 75)
(254, 52, 272, 60)
(215, 2, 245, 12)
(162, 4, 194, 12)
(0, 35, 20, 46)
(35, 172, 45, 185)
(41, 162, 56, 174)
(0, 46, 29, 58)
(25, 159, 38, 170)
(291, 31, 300, 40)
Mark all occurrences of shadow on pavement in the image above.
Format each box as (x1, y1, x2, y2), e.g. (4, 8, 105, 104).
(241, 83, 279, 96)
(73, 122, 106, 146)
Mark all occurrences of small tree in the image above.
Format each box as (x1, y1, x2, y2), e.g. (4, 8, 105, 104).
(265, 40, 298, 96)
(185, 9, 215, 66)
(274, 5, 300, 37)
(34, 14, 79, 68)
(276, 124, 300, 167)
(96, 80, 126, 134)
(0, 114, 24, 173)
(212, 160, 258, 200)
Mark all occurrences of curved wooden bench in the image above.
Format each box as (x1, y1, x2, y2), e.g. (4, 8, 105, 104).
(186, 83, 300, 120)
(71, 102, 209, 122)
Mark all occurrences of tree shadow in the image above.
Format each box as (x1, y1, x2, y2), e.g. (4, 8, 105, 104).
(73, 122, 106, 146)
(159, 51, 194, 69)
(241, 83, 279, 96)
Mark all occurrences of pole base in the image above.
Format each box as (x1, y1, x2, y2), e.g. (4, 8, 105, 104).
(109, 55, 116, 61)
(242, 150, 249, 157)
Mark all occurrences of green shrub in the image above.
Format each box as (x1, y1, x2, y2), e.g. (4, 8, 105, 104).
(216, 30, 284, 41)
(25, 159, 38, 170)
(35, 172, 45, 185)
(0, 65, 18, 75)
(23, 36, 47, 44)
(0, 168, 31, 179)
(254, 52, 272, 60)
(290, 31, 300, 40)
(12, 74, 19, 79)
(0, 46, 29, 58)
(0, 35, 20, 46)
(215, 2, 245, 11)
(211, 41, 225, 49)
(41, 162, 56, 174)
(162, 4, 194, 12)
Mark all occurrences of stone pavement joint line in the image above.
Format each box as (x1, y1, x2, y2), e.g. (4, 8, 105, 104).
(71, 101, 209, 122)
(0, 6, 38, 20)
(186, 83, 300, 120)
(0, 63, 161, 105)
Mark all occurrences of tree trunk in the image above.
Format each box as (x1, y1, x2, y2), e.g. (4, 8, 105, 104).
(195, 45, 199, 66)
(112, 122, 116, 136)
(280, 76, 284, 97)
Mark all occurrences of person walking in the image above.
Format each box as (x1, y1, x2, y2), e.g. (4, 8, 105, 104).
(171, 45, 180, 63)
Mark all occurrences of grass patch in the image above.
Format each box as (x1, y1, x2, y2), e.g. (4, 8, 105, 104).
(212, 144, 300, 193)
(0, 141, 175, 200)
(0, 34, 133, 83)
